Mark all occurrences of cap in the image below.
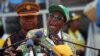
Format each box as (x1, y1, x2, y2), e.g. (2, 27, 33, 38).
(71, 13, 80, 20)
(16, 2, 40, 16)
(49, 5, 70, 22)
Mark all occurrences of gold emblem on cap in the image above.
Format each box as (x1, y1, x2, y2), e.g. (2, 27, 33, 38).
(26, 5, 31, 10)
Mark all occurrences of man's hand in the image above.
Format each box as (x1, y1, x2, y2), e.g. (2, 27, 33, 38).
(3, 47, 16, 56)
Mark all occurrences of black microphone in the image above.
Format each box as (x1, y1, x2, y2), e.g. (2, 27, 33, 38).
(0, 38, 29, 51)
(35, 31, 43, 38)
(0, 31, 43, 56)
(33, 31, 43, 46)
(0, 38, 28, 56)
(0, 31, 43, 51)
(33, 31, 49, 50)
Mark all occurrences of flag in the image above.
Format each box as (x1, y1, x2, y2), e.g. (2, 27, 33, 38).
(96, 0, 100, 27)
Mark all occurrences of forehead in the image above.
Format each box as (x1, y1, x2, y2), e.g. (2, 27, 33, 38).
(19, 10, 37, 14)
(51, 11, 64, 16)
(71, 18, 80, 22)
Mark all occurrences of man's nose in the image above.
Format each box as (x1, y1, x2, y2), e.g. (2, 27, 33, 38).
(50, 19, 57, 24)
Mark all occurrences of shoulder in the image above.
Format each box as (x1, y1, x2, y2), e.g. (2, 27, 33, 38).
(3, 32, 17, 43)
(7, 32, 19, 42)
(9, 32, 21, 40)
(62, 32, 71, 40)
(62, 32, 70, 38)
(5, 32, 21, 44)
(29, 28, 44, 33)
(3, 33, 15, 47)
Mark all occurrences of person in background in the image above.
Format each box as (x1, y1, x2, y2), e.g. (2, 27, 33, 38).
(0, 22, 11, 49)
(2, 2, 40, 56)
(27, 5, 75, 56)
(68, 12, 85, 56)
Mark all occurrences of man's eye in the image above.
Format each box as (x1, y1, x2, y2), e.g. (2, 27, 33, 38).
(50, 14, 54, 18)
(57, 17, 62, 20)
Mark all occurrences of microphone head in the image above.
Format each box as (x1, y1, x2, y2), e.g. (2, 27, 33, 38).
(35, 31, 43, 38)
(33, 31, 43, 46)
(26, 39, 34, 48)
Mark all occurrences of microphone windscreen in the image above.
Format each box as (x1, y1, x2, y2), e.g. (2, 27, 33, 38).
(26, 39, 34, 48)
(52, 45, 73, 56)
(26, 29, 43, 39)
(35, 31, 43, 38)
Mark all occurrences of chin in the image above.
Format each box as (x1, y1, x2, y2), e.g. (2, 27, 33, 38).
(26, 27, 35, 31)
(49, 28, 56, 33)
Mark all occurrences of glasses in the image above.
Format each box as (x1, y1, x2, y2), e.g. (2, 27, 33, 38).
(49, 14, 64, 21)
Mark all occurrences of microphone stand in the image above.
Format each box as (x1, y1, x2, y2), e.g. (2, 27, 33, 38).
(1, 38, 29, 50)
(60, 39, 100, 56)
(0, 38, 29, 55)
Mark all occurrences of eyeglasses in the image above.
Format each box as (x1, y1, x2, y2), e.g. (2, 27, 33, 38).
(49, 14, 64, 21)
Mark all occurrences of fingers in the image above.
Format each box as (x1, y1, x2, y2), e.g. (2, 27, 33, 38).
(3, 48, 16, 56)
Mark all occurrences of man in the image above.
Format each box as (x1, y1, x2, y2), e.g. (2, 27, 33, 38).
(68, 13, 85, 56)
(2, 2, 40, 56)
(27, 5, 74, 56)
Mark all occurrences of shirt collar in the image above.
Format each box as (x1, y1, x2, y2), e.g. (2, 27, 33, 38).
(57, 31, 62, 39)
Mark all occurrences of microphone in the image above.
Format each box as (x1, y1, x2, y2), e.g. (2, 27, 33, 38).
(33, 31, 49, 50)
(14, 30, 44, 56)
(60, 39, 100, 56)
(25, 39, 34, 56)
(0, 38, 28, 51)
(0, 31, 43, 50)
(0, 31, 43, 56)
(33, 31, 57, 56)
(35, 31, 43, 38)
(33, 31, 43, 46)
(60, 39, 100, 51)
(26, 39, 34, 48)
(33, 31, 50, 50)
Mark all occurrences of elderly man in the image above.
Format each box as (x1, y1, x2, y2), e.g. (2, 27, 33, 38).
(27, 5, 75, 56)
(2, 2, 40, 56)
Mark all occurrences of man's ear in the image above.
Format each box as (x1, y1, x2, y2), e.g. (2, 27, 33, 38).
(17, 16, 20, 20)
(64, 22, 66, 25)
(63, 22, 66, 26)
(61, 22, 66, 29)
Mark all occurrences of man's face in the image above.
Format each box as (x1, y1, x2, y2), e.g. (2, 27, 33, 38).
(19, 14, 38, 31)
(48, 11, 65, 33)
(70, 19, 80, 30)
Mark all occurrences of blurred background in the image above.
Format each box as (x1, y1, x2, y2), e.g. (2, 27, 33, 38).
(0, 0, 100, 56)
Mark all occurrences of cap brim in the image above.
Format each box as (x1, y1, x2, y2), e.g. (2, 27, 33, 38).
(18, 12, 39, 16)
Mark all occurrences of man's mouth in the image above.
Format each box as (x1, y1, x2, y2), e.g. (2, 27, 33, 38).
(49, 25, 56, 29)
(50, 25, 55, 27)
